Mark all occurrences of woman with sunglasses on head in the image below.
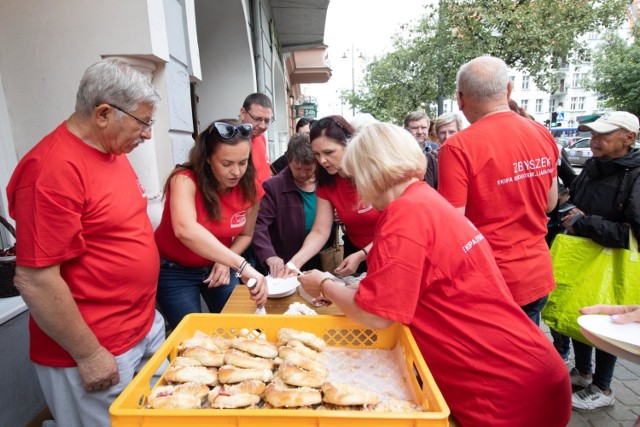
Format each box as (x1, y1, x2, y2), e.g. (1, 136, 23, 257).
(155, 119, 267, 329)
(285, 115, 381, 277)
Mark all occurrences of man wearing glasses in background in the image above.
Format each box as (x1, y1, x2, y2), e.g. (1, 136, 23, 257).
(240, 92, 274, 186)
(404, 111, 439, 189)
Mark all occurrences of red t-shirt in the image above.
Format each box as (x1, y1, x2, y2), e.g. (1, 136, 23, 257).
(154, 170, 264, 267)
(7, 122, 158, 367)
(316, 175, 380, 248)
(252, 133, 271, 186)
(438, 111, 558, 305)
(356, 182, 571, 427)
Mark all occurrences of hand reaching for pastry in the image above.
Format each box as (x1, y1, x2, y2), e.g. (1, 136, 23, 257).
(76, 345, 119, 392)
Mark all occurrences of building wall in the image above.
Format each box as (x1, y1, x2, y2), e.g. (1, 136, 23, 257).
(0, 2, 200, 420)
(0, 0, 161, 158)
(0, 0, 205, 228)
(194, 0, 256, 133)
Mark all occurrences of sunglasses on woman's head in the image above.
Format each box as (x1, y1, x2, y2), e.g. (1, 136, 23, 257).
(213, 122, 253, 139)
(310, 117, 351, 137)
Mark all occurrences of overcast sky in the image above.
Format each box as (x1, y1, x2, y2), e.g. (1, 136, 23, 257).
(303, 0, 432, 118)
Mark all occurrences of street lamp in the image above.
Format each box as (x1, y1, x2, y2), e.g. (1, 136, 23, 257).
(341, 44, 360, 116)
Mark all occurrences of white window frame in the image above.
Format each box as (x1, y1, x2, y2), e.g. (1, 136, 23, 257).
(535, 99, 543, 113)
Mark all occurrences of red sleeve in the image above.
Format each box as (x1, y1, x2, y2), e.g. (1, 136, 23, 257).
(10, 164, 87, 267)
(355, 234, 424, 324)
(437, 144, 470, 208)
(316, 184, 328, 201)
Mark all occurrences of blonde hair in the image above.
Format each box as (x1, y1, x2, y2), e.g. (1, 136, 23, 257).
(342, 122, 426, 204)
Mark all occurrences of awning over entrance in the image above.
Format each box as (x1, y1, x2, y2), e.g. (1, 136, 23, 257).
(270, 0, 329, 52)
(577, 114, 603, 124)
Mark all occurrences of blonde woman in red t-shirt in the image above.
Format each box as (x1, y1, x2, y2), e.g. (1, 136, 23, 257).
(285, 115, 381, 276)
(155, 120, 267, 329)
(299, 122, 571, 427)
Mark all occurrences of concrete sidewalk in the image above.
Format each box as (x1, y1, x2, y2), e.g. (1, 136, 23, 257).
(540, 323, 640, 426)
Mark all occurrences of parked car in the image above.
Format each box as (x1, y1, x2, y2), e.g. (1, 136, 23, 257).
(566, 138, 592, 167)
(555, 136, 578, 148)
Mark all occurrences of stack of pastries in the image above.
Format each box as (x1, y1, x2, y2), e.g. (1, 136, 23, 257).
(146, 327, 422, 412)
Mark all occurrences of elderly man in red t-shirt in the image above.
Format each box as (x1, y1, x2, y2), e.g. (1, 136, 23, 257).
(438, 55, 559, 324)
(7, 59, 165, 426)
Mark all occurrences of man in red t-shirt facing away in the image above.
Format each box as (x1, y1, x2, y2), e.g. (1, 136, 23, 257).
(239, 92, 273, 186)
(438, 56, 559, 324)
(7, 59, 166, 426)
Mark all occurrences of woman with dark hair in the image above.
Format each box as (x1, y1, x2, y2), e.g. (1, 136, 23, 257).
(155, 119, 267, 329)
(285, 115, 381, 276)
(295, 117, 312, 133)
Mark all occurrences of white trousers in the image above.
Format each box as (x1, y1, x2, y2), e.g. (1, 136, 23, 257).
(35, 310, 167, 427)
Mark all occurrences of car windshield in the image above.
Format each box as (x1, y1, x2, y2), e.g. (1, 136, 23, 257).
(573, 138, 590, 149)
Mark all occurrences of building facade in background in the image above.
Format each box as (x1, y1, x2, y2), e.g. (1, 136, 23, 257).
(442, 20, 636, 129)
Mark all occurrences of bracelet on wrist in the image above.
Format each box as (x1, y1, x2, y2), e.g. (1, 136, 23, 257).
(362, 247, 368, 256)
(235, 259, 249, 278)
(319, 277, 334, 300)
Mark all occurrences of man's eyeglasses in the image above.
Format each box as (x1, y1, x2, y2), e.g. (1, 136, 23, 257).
(213, 122, 253, 139)
(310, 117, 351, 137)
(246, 110, 274, 126)
(107, 104, 155, 131)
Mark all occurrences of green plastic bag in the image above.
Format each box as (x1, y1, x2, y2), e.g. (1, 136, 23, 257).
(542, 232, 640, 345)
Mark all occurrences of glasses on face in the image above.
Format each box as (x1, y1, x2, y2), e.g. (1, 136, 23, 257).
(246, 110, 274, 126)
(213, 122, 253, 139)
(107, 104, 154, 131)
(409, 126, 429, 132)
(310, 117, 351, 137)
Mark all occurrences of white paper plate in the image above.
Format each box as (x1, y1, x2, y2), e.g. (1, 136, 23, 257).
(578, 314, 640, 364)
(266, 275, 299, 298)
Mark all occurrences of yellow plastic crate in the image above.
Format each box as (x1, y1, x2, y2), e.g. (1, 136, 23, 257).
(110, 314, 450, 426)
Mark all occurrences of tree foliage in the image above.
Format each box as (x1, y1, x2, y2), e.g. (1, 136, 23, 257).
(345, 0, 628, 125)
(588, 27, 640, 117)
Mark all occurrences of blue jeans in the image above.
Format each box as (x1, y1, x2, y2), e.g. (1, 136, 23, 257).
(156, 258, 238, 329)
(551, 329, 571, 361)
(573, 339, 617, 391)
(520, 294, 549, 325)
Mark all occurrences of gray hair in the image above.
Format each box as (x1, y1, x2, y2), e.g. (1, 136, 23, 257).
(75, 58, 160, 118)
(403, 111, 430, 129)
(456, 56, 509, 101)
(285, 133, 314, 164)
(434, 112, 464, 133)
